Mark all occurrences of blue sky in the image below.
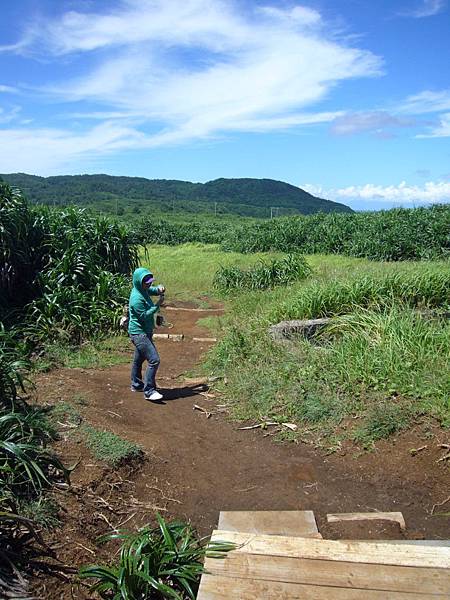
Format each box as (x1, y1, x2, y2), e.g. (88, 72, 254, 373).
(0, 0, 449, 210)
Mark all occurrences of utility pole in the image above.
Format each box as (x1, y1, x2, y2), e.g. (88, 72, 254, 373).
(214, 201, 217, 217)
(116, 197, 118, 215)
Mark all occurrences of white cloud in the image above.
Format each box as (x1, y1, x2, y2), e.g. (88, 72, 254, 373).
(0, 0, 381, 163)
(417, 112, 450, 137)
(0, 85, 18, 93)
(303, 181, 450, 205)
(16, 0, 254, 56)
(330, 111, 413, 136)
(258, 5, 322, 26)
(399, 0, 447, 17)
(401, 90, 450, 114)
(0, 106, 22, 124)
(0, 109, 344, 174)
(0, 122, 149, 174)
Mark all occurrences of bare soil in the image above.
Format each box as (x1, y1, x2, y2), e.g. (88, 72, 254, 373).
(30, 304, 449, 599)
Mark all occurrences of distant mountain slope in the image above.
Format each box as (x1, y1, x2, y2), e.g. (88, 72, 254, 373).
(1, 173, 353, 215)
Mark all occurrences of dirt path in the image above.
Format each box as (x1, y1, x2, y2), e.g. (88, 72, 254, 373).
(37, 305, 449, 547)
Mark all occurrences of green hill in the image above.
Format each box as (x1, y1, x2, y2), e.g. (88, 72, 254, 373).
(0, 173, 353, 217)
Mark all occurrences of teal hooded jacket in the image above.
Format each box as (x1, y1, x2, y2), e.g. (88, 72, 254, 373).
(128, 267, 160, 336)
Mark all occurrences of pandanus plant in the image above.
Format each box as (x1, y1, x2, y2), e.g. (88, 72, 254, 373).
(80, 514, 234, 599)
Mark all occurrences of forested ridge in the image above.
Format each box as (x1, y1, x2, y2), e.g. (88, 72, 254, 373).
(1, 173, 353, 217)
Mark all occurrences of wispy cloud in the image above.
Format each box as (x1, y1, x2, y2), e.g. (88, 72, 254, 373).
(398, 0, 447, 17)
(330, 111, 414, 136)
(0, 122, 149, 174)
(0, 0, 382, 171)
(303, 181, 450, 205)
(400, 89, 450, 114)
(0, 84, 18, 93)
(0, 106, 22, 124)
(417, 112, 450, 137)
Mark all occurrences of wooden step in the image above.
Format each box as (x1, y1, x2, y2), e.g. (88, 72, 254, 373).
(209, 531, 450, 568)
(198, 574, 448, 599)
(218, 510, 321, 538)
(202, 552, 450, 595)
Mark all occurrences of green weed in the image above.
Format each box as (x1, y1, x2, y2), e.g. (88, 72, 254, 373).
(352, 400, 414, 448)
(196, 316, 222, 336)
(49, 402, 82, 427)
(220, 204, 450, 260)
(18, 496, 61, 529)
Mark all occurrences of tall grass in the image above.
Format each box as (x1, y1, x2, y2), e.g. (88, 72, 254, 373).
(141, 244, 286, 301)
(205, 259, 450, 445)
(213, 254, 311, 292)
(268, 266, 450, 322)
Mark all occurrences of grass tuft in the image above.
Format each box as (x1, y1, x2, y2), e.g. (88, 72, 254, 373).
(81, 425, 143, 466)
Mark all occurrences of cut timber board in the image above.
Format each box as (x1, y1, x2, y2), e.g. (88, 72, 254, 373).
(202, 553, 450, 595)
(210, 531, 450, 568)
(218, 510, 321, 538)
(197, 574, 448, 599)
(327, 512, 406, 531)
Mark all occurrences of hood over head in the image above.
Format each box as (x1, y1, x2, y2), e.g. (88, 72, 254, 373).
(132, 267, 154, 294)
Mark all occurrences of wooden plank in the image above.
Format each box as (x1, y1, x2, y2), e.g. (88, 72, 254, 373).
(197, 574, 446, 599)
(203, 553, 450, 595)
(327, 512, 406, 531)
(210, 531, 450, 568)
(218, 511, 321, 538)
(364, 541, 450, 547)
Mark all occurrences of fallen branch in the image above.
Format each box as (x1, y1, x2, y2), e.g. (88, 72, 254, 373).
(431, 495, 450, 515)
(193, 404, 212, 418)
(282, 422, 298, 431)
(437, 452, 450, 463)
(238, 422, 278, 430)
(409, 445, 427, 456)
(75, 542, 95, 555)
(107, 410, 122, 418)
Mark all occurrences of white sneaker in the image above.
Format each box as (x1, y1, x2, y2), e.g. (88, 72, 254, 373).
(145, 391, 163, 401)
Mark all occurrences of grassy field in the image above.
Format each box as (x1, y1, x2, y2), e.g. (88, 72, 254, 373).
(139, 244, 286, 302)
(142, 244, 450, 448)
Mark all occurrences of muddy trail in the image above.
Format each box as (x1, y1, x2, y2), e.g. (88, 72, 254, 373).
(32, 304, 449, 598)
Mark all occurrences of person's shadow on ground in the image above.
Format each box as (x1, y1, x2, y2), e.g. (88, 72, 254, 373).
(152, 383, 209, 404)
